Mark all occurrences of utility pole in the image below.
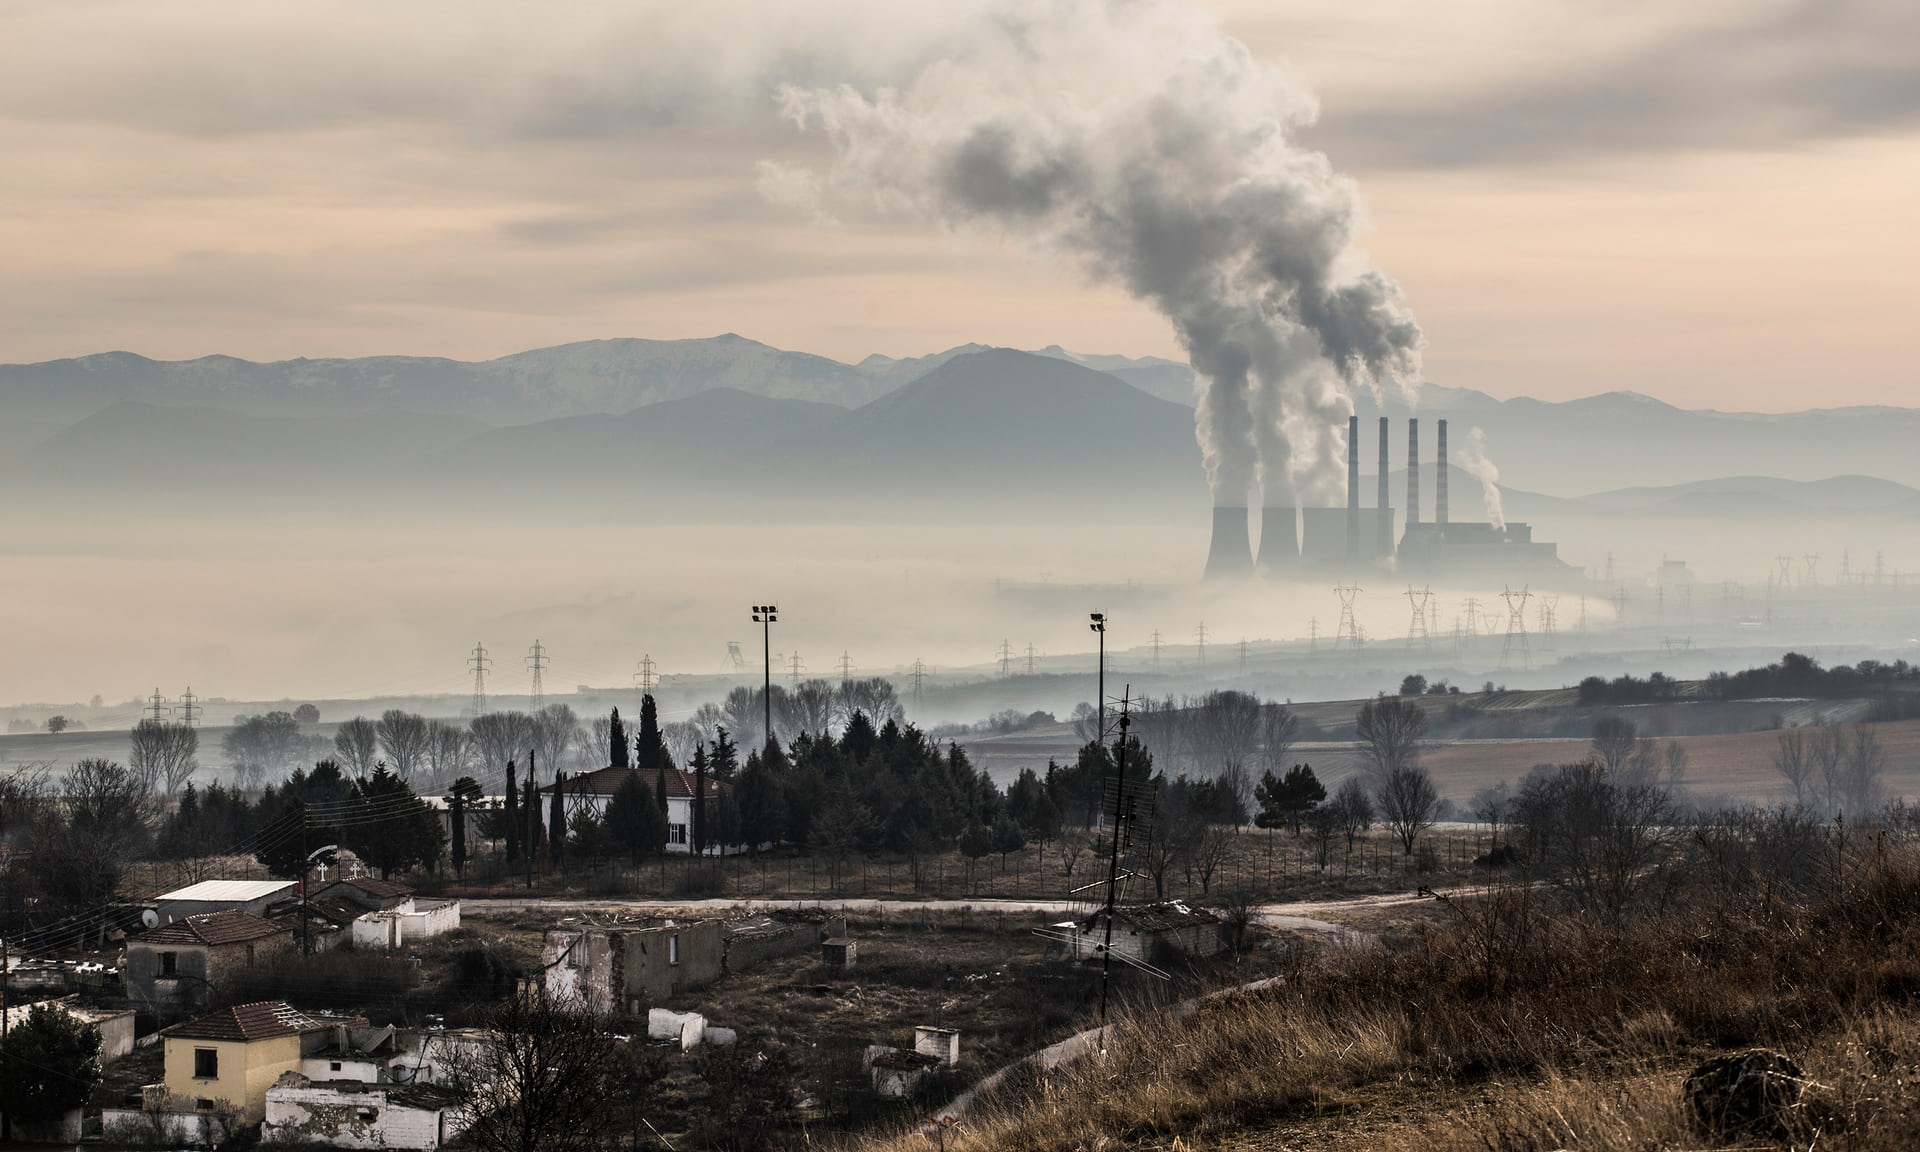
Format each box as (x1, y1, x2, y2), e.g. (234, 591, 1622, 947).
(178, 687, 200, 728)
(526, 640, 548, 711)
(752, 606, 777, 743)
(1089, 614, 1107, 741)
(469, 642, 491, 716)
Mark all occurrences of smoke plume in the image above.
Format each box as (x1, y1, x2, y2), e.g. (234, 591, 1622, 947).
(766, 0, 1422, 506)
(1458, 425, 1506, 530)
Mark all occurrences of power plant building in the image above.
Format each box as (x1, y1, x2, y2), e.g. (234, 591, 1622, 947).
(1202, 415, 1572, 579)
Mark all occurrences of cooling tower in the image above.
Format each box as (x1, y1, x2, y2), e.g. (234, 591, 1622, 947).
(1377, 417, 1392, 557)
(1407, 418, 1420, 527)
(1204, 506, 1254, 579)
(1346, 415, 1360, 559)
(1436, 418, 1450, 529)
(1256, 505, 1299, 572)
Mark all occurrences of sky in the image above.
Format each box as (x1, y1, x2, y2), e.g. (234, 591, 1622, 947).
(1, 0, 1916, 411)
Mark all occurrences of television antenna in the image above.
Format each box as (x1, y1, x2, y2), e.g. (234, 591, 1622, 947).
(1030, 686, 1168, 1045)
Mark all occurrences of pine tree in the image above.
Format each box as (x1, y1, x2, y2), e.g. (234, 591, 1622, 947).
(692, 743, 709, 855)
(606, 771, 667, 862)
(609, 709, 628, 770)
(710, 727, 739, 780)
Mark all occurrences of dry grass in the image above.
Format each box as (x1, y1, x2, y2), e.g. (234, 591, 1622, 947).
(845, 841, 1920, 1152)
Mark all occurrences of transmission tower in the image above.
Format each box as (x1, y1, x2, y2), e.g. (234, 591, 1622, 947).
(909, 658, 928, 710)
(1026, 643, 1037, 675)
(1802, 553, 1820, 586)
(1462, 597, 1482, 643)
(1405, 585, 1433, 648)
(526, 640, 548, 709)
(1500, 585, 1532, 668)
(1537, 594, 1559, 640)
(633, 654, 657, 695)
(1841, 550, 1852, 585)
(147, 688, 169, 723)
(788, 652, 805, 687)
(467, 643, 491, 716)
(1237, 639, 1249, 675)
(1333, 586, 1362, 649)
(1194, 622, 1209, 665)
(1308, 617, 1319, 654)
(998, 639, 1014, 676)
(1150, 629, 1163, 667)
(179, 687, 200, 728)
(1776, 555, 1794, 587)
(838, 651, 854, 684)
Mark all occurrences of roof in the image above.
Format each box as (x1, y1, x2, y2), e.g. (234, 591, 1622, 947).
(134, 909, 292, 947)
(1098, 901, 1223, 933)
(541, 765, 724, 799)
(155, 879, 296, 903)
(163, 1001, 326, 1043)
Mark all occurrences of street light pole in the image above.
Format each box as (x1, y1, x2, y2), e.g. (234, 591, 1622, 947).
(752, 605, 778, 746)
(1089, 613, 1107, 742)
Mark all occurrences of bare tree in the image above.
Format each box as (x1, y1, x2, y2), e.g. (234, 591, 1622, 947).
(661, 721, 700, 770)
(836, 678, 901, 728)
(785, 679, 837, 740)
(1258, 702, 1301, 774)
(1589, 715, 1638, 775)
(421, 721, 471, 792)
(1840, 723, 1886, 816)
(1514, 761, 1677, 921)
(445, 992, 632, 1152)
(1376, 765, 1440, 854)
(223, 711, 305, 791)
(129, 719, 199, 795)
(1331, 776, 1376, 849)
(376, 710, 431, 782)
(1355, 696, 1428, 780)
(1193, 690, 1262, 816)
(532, 704, 578, 778)
(469, 711, 537, 782)
(1773, 728, 1813, 807)
(1471, 781, 1512, 845)
(1661, 741, 1690, 791)
(1810, 722, 1848, 814)
(584, 717, 613, 769)
(333, 717, 380, 780)
(721, 686, 763, 750)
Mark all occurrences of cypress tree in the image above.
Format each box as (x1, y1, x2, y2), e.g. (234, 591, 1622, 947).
(504, 760, 519, 863)
(692, 743, 709, 856)
(609, 709, 628, 770)
(549, 771, 567, 869)
(636, 695, 663, 774)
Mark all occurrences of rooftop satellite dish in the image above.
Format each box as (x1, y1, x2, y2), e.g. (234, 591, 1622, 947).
(140, 909, 160, 929)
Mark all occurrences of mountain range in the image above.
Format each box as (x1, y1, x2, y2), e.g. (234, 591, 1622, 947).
(6, 334, 1920, 505)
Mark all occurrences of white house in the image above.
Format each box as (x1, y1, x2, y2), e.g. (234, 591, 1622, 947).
(263, 1073, 469, 1149)
(542, 765, 738, 854)
(351, 900, 461, 951)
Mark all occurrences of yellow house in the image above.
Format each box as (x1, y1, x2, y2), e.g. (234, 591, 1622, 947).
(160, 1001, 334, 1125)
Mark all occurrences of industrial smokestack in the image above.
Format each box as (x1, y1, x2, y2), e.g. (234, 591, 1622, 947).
(1377, 416, 1391, 557)
(1436, 418, 1449, 530)
(1407, 418, 1420, 527)
(1257, 506, 1298, 573)
(1204, 505, 1254, 579)
(1346, 415, 1360, 559)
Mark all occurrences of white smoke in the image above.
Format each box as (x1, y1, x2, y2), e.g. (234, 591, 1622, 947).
(1458, 425, 1506, 530)
(764, 0, 1423, 507)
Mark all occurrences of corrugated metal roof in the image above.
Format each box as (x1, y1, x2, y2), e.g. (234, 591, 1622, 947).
(156, 879, 296, 902)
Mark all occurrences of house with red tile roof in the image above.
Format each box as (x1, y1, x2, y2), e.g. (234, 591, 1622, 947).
(124, 910, 296, 1019)
(542, 765, 738, 854)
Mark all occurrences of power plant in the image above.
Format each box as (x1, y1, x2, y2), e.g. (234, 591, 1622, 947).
(1205, 416, 1570, 580)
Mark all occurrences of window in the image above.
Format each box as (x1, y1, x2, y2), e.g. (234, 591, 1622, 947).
(668, 934, 679, 965)
(193, 1048, 218, 1079)
(668, 823, 687, 845)
(196, 1099, 215, 1112)
(159, 951, 178, 976)
(330, 1061, 342, 1072)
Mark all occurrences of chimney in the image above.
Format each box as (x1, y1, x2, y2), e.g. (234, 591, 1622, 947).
(1346, 415, 1360, 559)
(1406, 418, 1420, 527)
(1436, 418, 1449, 530)
(1203, 505, 1253, 579)
(1256, 506, 1298, 573)
(1377, 416, 1391, 558)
